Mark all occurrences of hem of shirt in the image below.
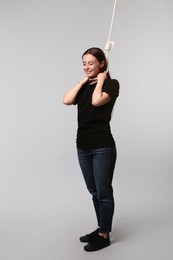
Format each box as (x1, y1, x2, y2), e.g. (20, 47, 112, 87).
(76, 142, 115, 150)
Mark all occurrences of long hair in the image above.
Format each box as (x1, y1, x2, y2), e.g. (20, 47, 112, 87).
(82, 47, 111, 79)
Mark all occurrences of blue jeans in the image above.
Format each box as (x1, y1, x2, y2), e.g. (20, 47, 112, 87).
(77, 146, 117, 233)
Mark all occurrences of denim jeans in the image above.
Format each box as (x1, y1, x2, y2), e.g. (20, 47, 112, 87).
(77, 145, 117, 233)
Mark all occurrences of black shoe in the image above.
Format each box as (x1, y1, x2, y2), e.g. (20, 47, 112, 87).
(79, 228, 100, 243)
(84, 233, 110, 252)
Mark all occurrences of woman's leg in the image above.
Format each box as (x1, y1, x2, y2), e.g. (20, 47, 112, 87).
(92, 146, 117, 233)
(77, 146, 117, 233)
(77, 148, 100, 227)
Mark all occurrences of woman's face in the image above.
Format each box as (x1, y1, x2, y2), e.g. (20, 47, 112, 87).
(82, 54, 104, 78)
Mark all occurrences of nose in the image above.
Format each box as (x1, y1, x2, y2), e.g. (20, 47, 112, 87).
(84, 64, 89, 71)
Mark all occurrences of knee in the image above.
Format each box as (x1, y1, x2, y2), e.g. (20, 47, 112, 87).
(98, 194, 114, 204)
(87, 187, 97, 198)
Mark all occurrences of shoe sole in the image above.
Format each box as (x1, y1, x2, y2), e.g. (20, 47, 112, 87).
(84, 242, 110, 252)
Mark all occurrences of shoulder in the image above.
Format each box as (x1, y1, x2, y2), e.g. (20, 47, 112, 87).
(104, 78, 119, 88)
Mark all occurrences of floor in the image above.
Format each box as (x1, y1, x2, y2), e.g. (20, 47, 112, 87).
(1, 169, 173, 260)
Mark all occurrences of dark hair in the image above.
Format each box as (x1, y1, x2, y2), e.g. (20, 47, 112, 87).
(82, 47, 111, 79)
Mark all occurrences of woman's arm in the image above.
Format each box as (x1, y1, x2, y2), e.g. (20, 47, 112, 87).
(63, 77, 88, 105)
(92, 72, 111, 107)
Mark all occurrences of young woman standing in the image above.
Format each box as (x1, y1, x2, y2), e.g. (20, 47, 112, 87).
(63, 47, 119, 251)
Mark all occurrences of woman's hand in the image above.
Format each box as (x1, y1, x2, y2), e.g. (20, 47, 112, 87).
(97, 71, 108, 83)
(80, 76, 89, 85)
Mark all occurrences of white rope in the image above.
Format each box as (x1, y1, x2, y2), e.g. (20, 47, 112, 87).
(89, 0, 118, 81)
(104, 0, 117, 59)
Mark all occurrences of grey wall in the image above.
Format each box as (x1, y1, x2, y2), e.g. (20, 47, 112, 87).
(0, 0, 173, 259)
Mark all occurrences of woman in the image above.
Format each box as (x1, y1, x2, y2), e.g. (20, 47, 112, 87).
(63, 47, 119, 252)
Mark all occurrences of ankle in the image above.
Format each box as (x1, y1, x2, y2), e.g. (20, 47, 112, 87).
(99, 232, 109, 239)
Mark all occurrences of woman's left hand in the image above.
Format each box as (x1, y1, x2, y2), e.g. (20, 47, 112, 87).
(97, 71, 108, 82)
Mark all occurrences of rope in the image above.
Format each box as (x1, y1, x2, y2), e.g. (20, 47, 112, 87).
(89, 0, 118, 81)
(104, 0, 117, 59)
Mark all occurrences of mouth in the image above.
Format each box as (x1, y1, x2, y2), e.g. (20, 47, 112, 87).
(86, 71, 93, 75)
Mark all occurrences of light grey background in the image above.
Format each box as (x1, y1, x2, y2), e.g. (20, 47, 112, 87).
(0, 0, 173, 259)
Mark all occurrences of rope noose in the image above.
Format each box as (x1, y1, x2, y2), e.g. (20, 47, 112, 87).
(104, 0, 117, 64)
(89, 0, 117, 81)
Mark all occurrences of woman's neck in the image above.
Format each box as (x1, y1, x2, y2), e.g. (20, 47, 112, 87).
(88, 77, 97, 85)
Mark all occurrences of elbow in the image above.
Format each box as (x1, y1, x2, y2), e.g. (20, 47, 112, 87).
(62, 99, 67, 105)
(91, 99, 102, 107)
(92, 95, 111, 107)
(62, 97, 68, 105)
(63, 100, 72, 105)
(63, 97, 71, 105)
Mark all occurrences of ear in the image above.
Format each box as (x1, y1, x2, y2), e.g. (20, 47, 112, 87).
(100, 61, 105, 68)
